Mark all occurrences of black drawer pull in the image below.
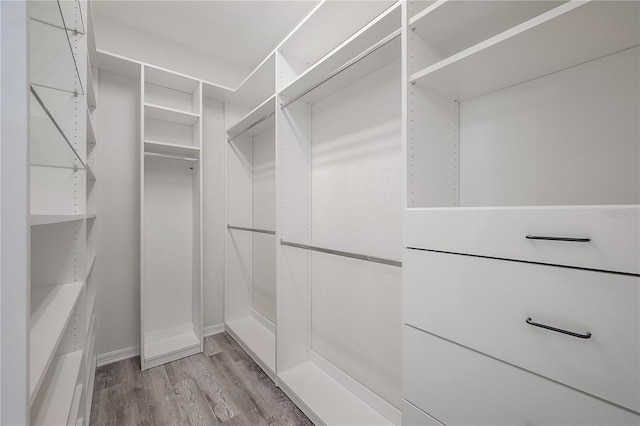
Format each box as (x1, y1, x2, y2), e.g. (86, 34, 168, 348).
(526, 235, 590, 243)
(526, 317, 591, 339)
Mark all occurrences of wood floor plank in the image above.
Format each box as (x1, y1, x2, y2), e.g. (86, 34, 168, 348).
(90, 333, 311, 426)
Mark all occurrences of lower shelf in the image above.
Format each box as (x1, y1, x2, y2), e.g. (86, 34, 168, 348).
(144, 329, 201, 369)
(30, 350, 83, 426)
(226, 316, 275, 379)
(278, 361, 394, 426)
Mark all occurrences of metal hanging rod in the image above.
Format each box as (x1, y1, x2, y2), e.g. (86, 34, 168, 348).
(228, 111, 276, 143)
(280, 239, 402, 267)
(144, 152, 199, 162)
(281, 29, 401, 110)
(227, 225, 276, 235)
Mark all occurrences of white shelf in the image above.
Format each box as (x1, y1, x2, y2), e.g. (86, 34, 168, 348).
(86, 295, 96, 337)
(86, 166, 96, 181)
(86, 108, 96, 145)
(144, 330, 200, 362)
(278, 361, 393, 426)
(30, 350, 83, 426)
(144, 103, 199, 126)
(145, 65, 199, 94)
(30, 214, 85, 226)
(144, 140, 200, 157)
(226, 94, 276, 138)
(87, 57, 97, 111)
(86, 254, 96, 278)
(30, 282, 83, 403)
(226, 316, 275, 378)
(227, 53, 275, 108)
(408, 0, 563, 61)
(409, 1, 640, 101)
(280, 2, 401, 105)
(86, 214, 96, 220)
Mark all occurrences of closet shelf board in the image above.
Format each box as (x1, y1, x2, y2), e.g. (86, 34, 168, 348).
(29, 282, 83, 403)
(144, 330, 200, 362)
(144, 140, 200, 157)
(86, 295, 96, 337)
(226, 94, 276, 138)
(145, 65, 199, 94)
(144, 103, 199, 126)
(87, 167, 96, 181)
(87, 59, 97, 111)
(279, 2, 400, 103)
(86, 214, 97, 220)
(67, 384, 83, 426)
(29, 215, 85, 226)
(409, 0, 640, 101)
(226, 53, 275, 108)
(408, 0, 564, 58)
(226, 316, 275, 378)
(86, 254, 97, 278)
(278, 361, 394, 426)
(30, 350, 83, 426)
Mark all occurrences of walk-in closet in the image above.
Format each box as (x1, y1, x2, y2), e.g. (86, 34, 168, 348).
(1, 0, 638, 425)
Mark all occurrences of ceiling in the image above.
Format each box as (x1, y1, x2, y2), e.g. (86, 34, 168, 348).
(92, 0, 319, 72)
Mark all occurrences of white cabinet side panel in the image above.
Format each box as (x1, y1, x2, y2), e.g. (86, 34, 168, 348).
(252, 129, 276, 324)
(143, 158, 193, 333)
(202, 98, 225, 329)
(310, 59, 402, 408)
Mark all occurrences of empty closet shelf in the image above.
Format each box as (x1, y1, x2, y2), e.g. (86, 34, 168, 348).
(227, 225, 275, 235)
(144, 330, 200, 362)
(30, 282, 83, 403)
(30, 350, 83, 426)
(226, 94, 276, 141)
(280, 240, 401, 267)
(144, 103, 199, 125)
(144, 140, 200, 157)
(144, 152, 199, 162)
(226, 316, 275, 376)
(30, 214, 85, 226)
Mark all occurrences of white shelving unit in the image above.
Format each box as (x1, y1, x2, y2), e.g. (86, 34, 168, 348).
(225, 48, 278, 380)
(26, 0, 100, 425)
(141, 64, 204, 370)
(403, 0, 640, 424)
(275, 2, 403, 424)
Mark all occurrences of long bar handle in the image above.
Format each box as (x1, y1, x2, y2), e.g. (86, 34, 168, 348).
(526, 235, 590, 243)
(526, 317, 591, 339)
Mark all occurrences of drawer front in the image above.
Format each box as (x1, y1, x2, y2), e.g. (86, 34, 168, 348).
(404, 248, 640, 412)
(404, 206, 640, 275)
(404, 326, 640, 426)
(402, 400, 443, 426)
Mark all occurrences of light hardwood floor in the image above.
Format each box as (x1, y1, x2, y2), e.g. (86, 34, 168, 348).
(90, 332, 313, 425)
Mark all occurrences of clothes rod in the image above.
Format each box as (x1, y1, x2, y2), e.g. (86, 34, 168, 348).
(144, 152, 199, 162)
(228, 111, 276, 143)
(281, 29, 401, 110)
(227, 225, 276, 235)
(280, 239, 402, 267)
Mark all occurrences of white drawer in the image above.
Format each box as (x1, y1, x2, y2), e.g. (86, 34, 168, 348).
(404, 248, 640, 412)
(404, 206, 640, 275)
(402, 400, 443, 426)
(404, 326, 640, 426)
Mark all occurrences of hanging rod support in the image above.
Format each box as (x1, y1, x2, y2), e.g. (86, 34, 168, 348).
(227, 225, 276, 235)
(281, 29, 401, 110)
(144, 152, 199, 162)
(280, 239, 402, 267)
(228, 111, 276, 143)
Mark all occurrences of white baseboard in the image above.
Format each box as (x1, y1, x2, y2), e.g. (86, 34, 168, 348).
(97, 345, 139, 367)
(203, 323, 225, 337)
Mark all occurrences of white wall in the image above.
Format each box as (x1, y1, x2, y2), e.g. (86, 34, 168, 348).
(97, 71, 141, 357)
(94, 15, 248, 90)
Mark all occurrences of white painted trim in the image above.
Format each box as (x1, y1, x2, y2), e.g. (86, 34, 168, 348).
(203, 323, 225, 337)
(310, 350, 401, 425)
(251, 309, 276, 334)
(96, 346, 139, 368)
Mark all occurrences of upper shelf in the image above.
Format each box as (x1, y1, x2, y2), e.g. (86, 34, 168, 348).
(409, 0, 640, 101)
(144, 140, 200, 157)
(280, 2, 401, 105)
(144, 103, 200, 126)
(87, 57, 97, 111)
(30, 14, 84, 95)
(227, 94, 276, 139)
(29, 0, 85, 34)
(145, 65, 200, 95)
(30, 86, 86, 171)
(278, 0, 396, 74)
(227, 53, 275, 108)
